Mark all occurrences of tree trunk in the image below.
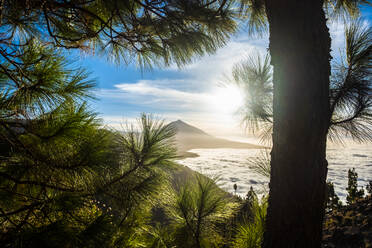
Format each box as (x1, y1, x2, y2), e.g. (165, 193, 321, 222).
(263, 0, 331, 247)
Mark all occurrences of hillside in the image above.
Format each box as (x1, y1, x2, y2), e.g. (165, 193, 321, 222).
(168, 120, 263, 157)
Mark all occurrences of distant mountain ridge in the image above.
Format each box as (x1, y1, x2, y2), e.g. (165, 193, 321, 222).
(168, 120, 209, 136)
(167, 120, 263, 158)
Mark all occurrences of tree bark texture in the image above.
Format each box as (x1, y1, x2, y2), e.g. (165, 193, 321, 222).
(263, 0, 331, 247)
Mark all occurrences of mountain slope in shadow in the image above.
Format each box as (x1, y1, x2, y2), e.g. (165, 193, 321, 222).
(168, 120, 263, 158)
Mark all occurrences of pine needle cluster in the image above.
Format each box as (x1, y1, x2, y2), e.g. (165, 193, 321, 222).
(0, 1, 240, 246)
(1, 0, 237, 68)
(230, 19, 372, 144)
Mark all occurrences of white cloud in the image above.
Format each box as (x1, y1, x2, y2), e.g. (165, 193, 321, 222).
(115, 81, 206, 101)
(99, 81, 209, 111)
(98, 80, 247, 135)
(100, 79, 243, 113)
(99, 20, 358, 136)
(167, 36, 269, 87)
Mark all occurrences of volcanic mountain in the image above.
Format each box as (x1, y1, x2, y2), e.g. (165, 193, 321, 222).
(168, 120, 263, 157)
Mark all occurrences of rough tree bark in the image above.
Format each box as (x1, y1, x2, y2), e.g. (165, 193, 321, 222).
(263, 0, 331, 247)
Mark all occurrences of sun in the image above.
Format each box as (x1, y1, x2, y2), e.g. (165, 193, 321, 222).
(208, 85, 244, 115)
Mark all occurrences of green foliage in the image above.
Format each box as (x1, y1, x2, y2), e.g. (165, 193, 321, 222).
(325, 181, 343, 211)
(0, 2, 238, 247)
(3, 1, 371, 247)
(228, 51, 273, 143)
(0, 39, 95, 117)
(170, 174, 236, 248)
(367, 181, 372, 195)
(0, 111, 178, 247)
(232, 52, 272, 133)
(1, 0, 237, 68)
(144, 224, 175, 248)
(346, 168, 365, 204)
(232, 193, 267, 248)
(247, 149, 271, 178)
(329, 19, 372, 142)
(238, 0, 268, 36)
(0, 41, 107, 246)
(230, 19, 372, 144)
(324, 0, 371, 19)
(0, 32, 178, 246)
(237, 0, 371, 37)
(96, 114, 177, 229)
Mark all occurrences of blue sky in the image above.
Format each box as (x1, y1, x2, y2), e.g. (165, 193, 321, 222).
(78, 7, 372, 136)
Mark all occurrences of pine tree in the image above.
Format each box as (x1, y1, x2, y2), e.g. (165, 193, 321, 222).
(346, 168, 365, 204)
(170, 174, 235, 248)
(0, 40, 113, 246)
(367, 181, 372, 195)
(0, 38, 178, 247)
(232, 195, 268, 248)
(0, 1, 237, 246)
(231, 20, 372, 143)
(229, 6, 371, 244)
(2, 1, 371, 247)
(0, 1, 238, 247)
(325, 181, 342, 211)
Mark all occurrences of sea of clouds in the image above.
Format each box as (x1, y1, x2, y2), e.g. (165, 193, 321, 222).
(177, 143, 372, 202)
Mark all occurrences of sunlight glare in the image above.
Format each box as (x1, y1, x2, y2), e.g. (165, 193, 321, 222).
(208, 85, 244, 115)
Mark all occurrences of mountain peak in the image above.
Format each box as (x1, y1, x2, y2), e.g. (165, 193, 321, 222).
(168, 120, 209, 136)
(168, 120, 262, 156)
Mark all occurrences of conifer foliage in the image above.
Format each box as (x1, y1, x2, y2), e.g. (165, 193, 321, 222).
(346, 168, 365, 204)
(0, 28, 180, 248)
(0, 38, 178, 246)
(0, 1, 238, 247)
(231, 20, 372, 143)
(1, 0, 236, 68)
(325, 181, 343, 211)
(0, 39, 111, 246)
(171, 175, 232, 248)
